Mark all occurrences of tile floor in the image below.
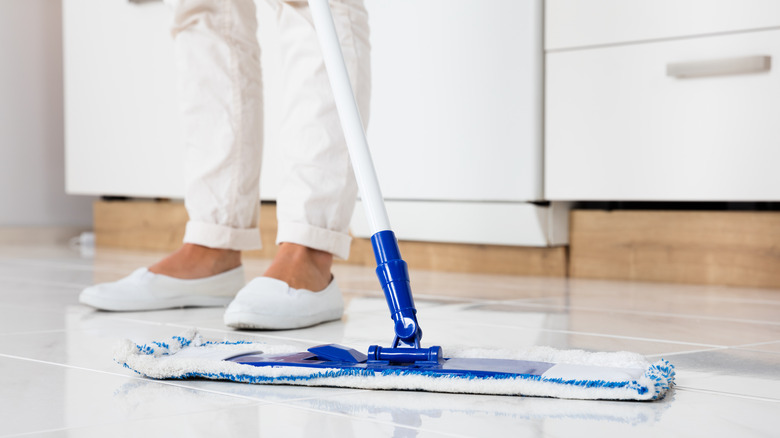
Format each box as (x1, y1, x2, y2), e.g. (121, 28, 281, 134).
(0, 233, 778, 437)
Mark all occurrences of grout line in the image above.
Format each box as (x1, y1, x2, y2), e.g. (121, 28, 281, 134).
(497, 300, 780, 327)
(342, 288, 527, 309)
(467, 299, 780, 327)
(0, 325, 383, 407)
(0, 352, 160, 381)
(416, 277, 569, 293)
(674, 386, 780, 403)
(82, 315, 357, 346)
(647, 342, 780, 359)
(4, 426, 76, 437)
(729, 340, 780, 355)
(734, 349, 780, 356)
(730, 340, 780, 349)
(1, 397, 266, 438)
(412, 293, 560, 305)
(0, 302, 80, 315)
(126, 381, 273, 404)
(0, 275, 89, 289)
(444, 318, 728, 349)
(645, 346, 728, 359)
(0, 351, 348, 406)
(254, 388, 369, 404)
(0, 353, 463, 438)
(105, 315, 171, 326)
(0, 350, 368, 406)
(4, 394, 468, 438)
(0, 258, 100, 272)
(0, 328, 68, 337)
(164, 322, 328, 345)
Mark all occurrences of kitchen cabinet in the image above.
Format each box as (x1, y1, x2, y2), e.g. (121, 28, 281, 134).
(64, 0, 568, 246)
(545, 0, 780, 201)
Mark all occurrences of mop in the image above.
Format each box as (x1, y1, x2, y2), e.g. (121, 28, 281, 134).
(115, 0, 675, 401)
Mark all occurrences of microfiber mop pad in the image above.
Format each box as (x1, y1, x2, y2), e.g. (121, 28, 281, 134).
(115, 330, 675, 401)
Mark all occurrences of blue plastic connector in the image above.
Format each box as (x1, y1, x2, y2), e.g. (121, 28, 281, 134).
(367, 345, 442, 365)
(371, 230, 422, 348)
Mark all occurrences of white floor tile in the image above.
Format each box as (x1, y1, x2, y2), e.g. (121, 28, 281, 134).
(0, 356, 256, 437)
(421, 301, 780, 348)
(663, 349, 780, 400)
(735, 341, 780, 354)
(0, 263, 94, 288)
(0, 323, 312, 375)
(0, 282, 83, 313)
(27, 403, 459, 438)
(516, 280, 780, 324)
(0, 306, 73, 335)
(276, 386, 779, 438)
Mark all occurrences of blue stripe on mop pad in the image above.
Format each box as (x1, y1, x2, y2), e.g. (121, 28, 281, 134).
(114, 330, 675, 401)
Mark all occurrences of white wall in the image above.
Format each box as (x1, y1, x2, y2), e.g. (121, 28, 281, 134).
(0, 0, 94, 226)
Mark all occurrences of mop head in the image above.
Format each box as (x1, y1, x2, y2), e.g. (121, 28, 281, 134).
(114, 330, 675, 401)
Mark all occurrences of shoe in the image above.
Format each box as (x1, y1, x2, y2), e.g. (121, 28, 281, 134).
(223, 277, 344, 330)
(79, 266, 245, 311)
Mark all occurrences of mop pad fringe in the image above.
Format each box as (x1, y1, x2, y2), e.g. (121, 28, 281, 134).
(115, 330, 675, 401)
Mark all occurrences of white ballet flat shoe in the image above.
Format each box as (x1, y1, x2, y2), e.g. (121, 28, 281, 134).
(223, 277, 344, 330)
(79, 266, 245, 311)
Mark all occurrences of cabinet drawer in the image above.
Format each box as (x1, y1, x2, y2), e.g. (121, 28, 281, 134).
(546, 0, 780, 51)
(545, 30, 780, 201)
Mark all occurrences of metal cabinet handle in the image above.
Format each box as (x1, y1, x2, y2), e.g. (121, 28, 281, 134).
(667, 55, 771, 79)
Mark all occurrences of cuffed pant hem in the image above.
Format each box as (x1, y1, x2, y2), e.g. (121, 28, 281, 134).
(276, 221, 352, 260)
(183, 221, 262, 251)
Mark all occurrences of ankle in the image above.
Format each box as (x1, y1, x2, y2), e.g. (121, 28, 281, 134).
(296, 244, 331, 270)
(264, 243, 333, 290)
(149, 244, 241, 279)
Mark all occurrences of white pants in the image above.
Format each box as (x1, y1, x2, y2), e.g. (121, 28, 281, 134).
(171, 0, 370, 260)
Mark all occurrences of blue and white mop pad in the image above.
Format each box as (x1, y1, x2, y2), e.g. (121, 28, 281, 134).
(115, 330, 675, 401)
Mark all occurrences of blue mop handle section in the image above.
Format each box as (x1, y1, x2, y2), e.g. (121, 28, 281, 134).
(372, 230, 422, 348)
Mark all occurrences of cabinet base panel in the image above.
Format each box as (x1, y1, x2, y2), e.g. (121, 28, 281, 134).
(92, 200, 567, 277)
(94, 200, 780, 287)
(569, 210, 780, 289)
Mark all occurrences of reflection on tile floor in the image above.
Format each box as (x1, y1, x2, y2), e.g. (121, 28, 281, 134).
(0, 236, 778, 437)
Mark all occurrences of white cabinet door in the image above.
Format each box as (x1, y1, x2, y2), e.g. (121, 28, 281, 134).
(352, 1, 561, 246)
(546, 30, 780, 201)
(64, 0, 285, 199)
(64, 0, 182, 198)
(364, 0, 543, 202)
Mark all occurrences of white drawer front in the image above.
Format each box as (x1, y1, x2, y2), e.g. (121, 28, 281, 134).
(545, 30, 780, 201)
(546, 0, 780, 51)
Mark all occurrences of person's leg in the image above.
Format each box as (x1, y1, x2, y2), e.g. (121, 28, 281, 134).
(223, 0, 370, 329)
(267, 0, 371, 290)
(79, 0, 263, 311)
(151, 0, 264, 279)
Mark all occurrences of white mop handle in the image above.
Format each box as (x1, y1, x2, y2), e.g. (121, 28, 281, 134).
(309, 0, 391, 234)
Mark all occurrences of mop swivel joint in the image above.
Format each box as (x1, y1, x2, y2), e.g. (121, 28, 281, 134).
(371, 230, 423, 348)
